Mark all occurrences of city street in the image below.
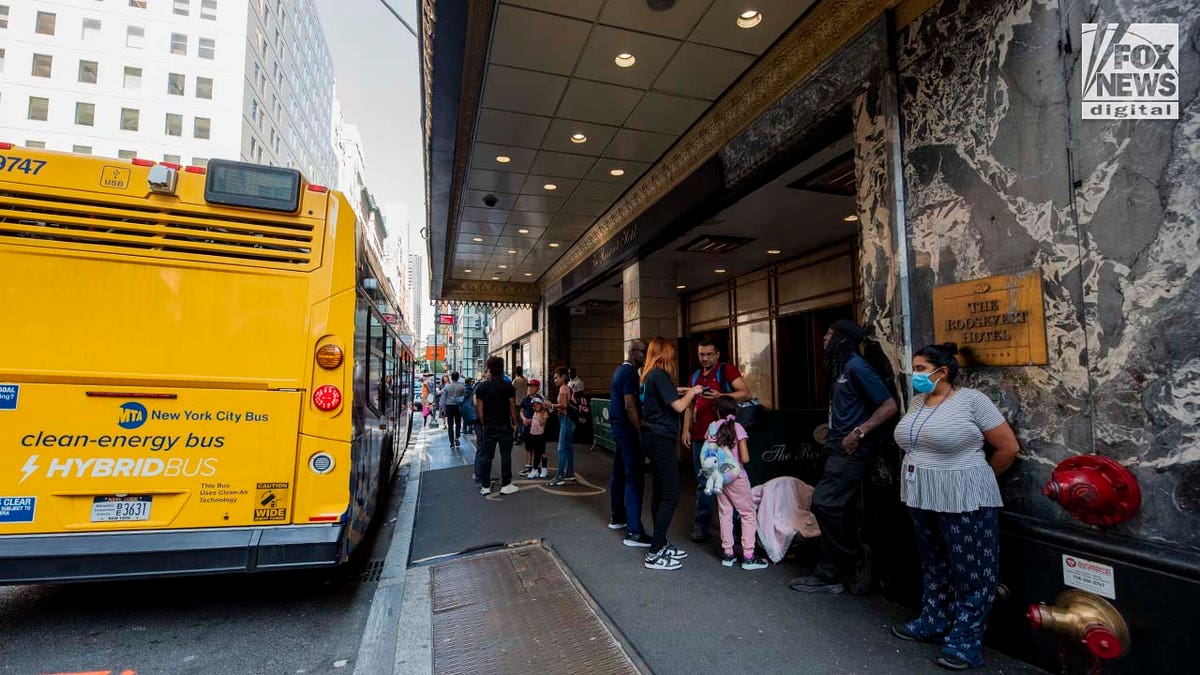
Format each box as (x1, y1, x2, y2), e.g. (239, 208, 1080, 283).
(0, 477, 407, 675)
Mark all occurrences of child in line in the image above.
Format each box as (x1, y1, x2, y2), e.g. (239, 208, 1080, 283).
(707, 396, 768, 570)
(520, 379, 541, 475)
(526, 397, 549, 478)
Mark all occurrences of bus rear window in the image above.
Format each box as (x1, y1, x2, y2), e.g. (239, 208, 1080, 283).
(204, 159, 302, 212)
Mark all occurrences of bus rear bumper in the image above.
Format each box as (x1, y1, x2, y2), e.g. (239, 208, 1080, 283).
(0, 525, 345, 585)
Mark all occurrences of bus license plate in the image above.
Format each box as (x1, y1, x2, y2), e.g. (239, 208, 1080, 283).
(90, 496, 152, 522)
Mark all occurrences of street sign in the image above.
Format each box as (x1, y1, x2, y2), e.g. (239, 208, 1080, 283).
(438, 314, 455, 325)
(383, 313, 397, 325)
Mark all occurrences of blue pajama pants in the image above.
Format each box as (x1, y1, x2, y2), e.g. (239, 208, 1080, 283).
(905, 506, 999, 666)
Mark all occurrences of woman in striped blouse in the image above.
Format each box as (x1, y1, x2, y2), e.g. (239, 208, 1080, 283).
(891, 343, 1019, 671)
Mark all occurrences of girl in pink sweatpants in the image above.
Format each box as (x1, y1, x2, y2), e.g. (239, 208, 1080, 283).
(707, 397, 768, 570)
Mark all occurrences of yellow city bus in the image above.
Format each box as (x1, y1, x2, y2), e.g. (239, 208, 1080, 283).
(0, 146, 414, 583)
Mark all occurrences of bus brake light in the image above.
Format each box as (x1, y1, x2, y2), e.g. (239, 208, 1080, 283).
(315, 344, 343, 369)
(185, 165, 207, 174)
(0, 142, 12, 150)
(131, 158, 156, 167)
(159, 162, 183, 170)
(312, 385, 342, 411)
(307, 184, 328, 193)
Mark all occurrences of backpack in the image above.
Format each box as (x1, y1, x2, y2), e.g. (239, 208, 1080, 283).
(691, 363, 768, 431)
(700, 421, 741, 485)
(566, 389, 590, 426)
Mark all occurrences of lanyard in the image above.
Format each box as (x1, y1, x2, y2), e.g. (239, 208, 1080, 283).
(908, 396, 945, 450)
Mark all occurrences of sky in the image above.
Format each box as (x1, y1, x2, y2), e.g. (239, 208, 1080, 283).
(315, 0, 428, 338)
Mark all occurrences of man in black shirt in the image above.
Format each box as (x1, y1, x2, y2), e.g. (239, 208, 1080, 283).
(474, 356, 521, 495)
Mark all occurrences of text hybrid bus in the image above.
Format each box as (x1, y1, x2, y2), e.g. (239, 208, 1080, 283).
(0, 146, 414, 583)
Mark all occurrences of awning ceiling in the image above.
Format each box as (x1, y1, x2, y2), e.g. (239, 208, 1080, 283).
(423, 0, 815, 301)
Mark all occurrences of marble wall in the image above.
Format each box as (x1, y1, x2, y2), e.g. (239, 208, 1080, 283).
(861, 0, 1200, 548)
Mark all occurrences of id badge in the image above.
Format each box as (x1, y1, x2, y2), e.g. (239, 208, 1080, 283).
(905, 464, 917, 483)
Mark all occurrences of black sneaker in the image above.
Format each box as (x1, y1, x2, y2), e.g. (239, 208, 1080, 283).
(741, 555, 769, 570)
(522, 465, 532, 474)
(934, 654, 978, 671)
(721, 554, 737, 567)
(789, 574, 845, 594)
(607, 518, 627, 530)
(847, 544, 873, 595)
(689, 526, 708, 543)
(891, 625, 944, 645)
(563, 475, 577, 483)
(623, 533, 652, 548)
(663, 543, 687, 560)
(644, 549, 682, 571)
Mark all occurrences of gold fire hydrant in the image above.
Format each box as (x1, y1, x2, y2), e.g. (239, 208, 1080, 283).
(1026, 590, 1130, 660)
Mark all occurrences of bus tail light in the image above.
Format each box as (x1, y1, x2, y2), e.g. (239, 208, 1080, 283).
(159, 162, 183, 171)
(131, 158, 156, 167)
(309, 515, 341, 522)
(315, 344, 344, 369)
(185, 165, 207, 174)
(309, 452, 335, 474)
(0, 142, 13, 150)
(312, 385, 342, 411)
(307, 184, 328, 193)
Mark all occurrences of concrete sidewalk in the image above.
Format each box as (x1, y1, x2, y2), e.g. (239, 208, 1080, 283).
(383, 424, 1043, 674)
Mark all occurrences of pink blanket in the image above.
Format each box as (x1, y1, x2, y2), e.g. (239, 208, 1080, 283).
(752, 477, 821, 563)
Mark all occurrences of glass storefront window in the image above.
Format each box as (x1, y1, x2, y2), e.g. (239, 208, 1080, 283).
(735, 320, 773, 409)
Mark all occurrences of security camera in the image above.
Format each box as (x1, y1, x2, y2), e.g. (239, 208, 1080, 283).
(482, 194, 498, 207)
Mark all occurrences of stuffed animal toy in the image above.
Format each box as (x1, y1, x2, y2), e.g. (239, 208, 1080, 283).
(700, 454, 724, 496)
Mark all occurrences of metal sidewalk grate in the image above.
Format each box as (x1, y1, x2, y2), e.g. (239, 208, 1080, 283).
(430, 544, 641, 675)
(358, 558, 386, 583)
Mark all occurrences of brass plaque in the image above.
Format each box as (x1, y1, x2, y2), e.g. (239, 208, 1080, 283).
(932, 271, 1048, 367)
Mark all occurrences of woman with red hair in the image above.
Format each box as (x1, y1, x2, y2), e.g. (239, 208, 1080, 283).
(639, 337, 704, 571)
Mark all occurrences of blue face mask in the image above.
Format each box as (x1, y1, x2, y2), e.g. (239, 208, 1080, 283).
(912, 372, 941, 394)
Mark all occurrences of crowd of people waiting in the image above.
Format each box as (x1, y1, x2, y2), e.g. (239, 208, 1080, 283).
(420, 320, 1021, 670)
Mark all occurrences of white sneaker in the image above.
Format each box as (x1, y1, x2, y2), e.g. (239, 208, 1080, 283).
(480, 485, 490, 495)
(644, 550, 682, 571)
(526, 469, 539, 479)
(499, 483, 519, 495)
(539, 468, 547, 478)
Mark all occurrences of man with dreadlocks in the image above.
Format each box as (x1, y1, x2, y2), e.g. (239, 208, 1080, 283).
(791, 319, 898, 595)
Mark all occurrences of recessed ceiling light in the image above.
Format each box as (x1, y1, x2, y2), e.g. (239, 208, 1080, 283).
(676, 284, 687, 289)
(714, 268, 727, 274)
(524, 272, 533, 277)
(570, 133, 587, 144)
(507, 249, 517, 254)
(464, 269, 472, 273)
(614, 53, 636, 68)
(472, 236, 483, 242)
(517, 228, 530, 234)
(495, 155, 511, 164)
(737, 10, 762, 28)
(499, 264, 508, 269)
(843, 214, 859, 222)
(492, 276, 499, 280)
(767, 249, 782, 255)
(549, 242, 560, 248)
(543, 183, 557, 191)
(609, 168, 625, 177)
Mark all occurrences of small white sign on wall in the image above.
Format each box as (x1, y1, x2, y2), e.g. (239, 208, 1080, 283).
(1062, 554, 1116, 599)
(1082, 23, 1179, 120)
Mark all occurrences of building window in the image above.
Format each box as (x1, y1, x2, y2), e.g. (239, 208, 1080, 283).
(170, 33, 188, 56)
(191, 157, 209, 167)
(194, 116, 211, 139)
(173, 0, 190, 16)
(73, 145, 92, 155)
(168, 72, 185, 95)
(163, 154, 181, 164)
(198, 37, 215, 59)
(200, 0, 216, 20)
(127, 26, 145, 49)
(28, 97, 49, 121)
(78, 60, 98, 84)
(165, 113, 183, 136)
(36, 11, 56, 35)
(0, 49, 5, 73)
(124, 66, 142, 89)
(75, 102, 95, 126)
(25, 141, 46, 149)
(32, 54, 52, 78)
(0, 6, 8, 30)
(129, 0, 148, 8)
(249, 137, 257, 156)
(118, 149, 136, 160)
(250, 99, 259, 122)
(120, 108, 140, 131)
(82, 18, 101, 41)
(196, 76, 213, 99)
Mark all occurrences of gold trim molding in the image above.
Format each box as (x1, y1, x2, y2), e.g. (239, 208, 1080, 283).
(440, 279, 541, 307)
(542, 0, 924, 289)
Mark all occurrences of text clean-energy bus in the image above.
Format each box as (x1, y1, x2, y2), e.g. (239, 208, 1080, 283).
(0, 146, 414, 583)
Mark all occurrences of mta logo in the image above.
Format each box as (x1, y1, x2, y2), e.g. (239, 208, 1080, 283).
(118, 402, 148, 429)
